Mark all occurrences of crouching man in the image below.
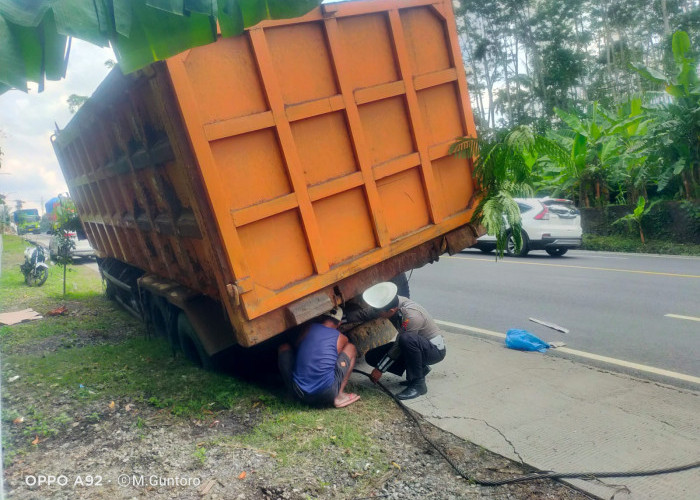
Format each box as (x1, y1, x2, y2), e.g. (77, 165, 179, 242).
(361, 282, 446, 400)
(278, 307, 360, 408)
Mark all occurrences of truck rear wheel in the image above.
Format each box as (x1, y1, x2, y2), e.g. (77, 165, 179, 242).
(177, 312, 214, 370)
(149, 295, 178, 349)
(345, 318, 397, 358)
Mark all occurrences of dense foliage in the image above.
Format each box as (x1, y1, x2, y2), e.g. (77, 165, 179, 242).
(457, 0, 700, 129)
(456, 1, 699, 250)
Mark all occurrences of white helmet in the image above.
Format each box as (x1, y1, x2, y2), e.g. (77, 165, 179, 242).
(323, 306, 343, 322)
(362, 282, 398, 309)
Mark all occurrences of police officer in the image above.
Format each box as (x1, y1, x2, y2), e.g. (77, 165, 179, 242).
(361, 282, 446, 400)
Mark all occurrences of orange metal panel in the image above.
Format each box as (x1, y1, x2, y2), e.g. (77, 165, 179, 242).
(372, 152, 421, 181)
(237, 209, 315, 293)
(399, 6, 452, 75)
(307, 171, 364, 202)
(324, 16, 390, 248)
(290, 111, 359, 186)
(377, 168, 431, 240)
(232, 193, 298, 228)
(285, 95, 346, 123)
(210, 129, 292, 211)
(182, 35, 268, 124)
(336, 13, 398, 90)
(249, 28, 330, 276)
(388, 8, 443, 224)
(265, 23, 338, 104)
(358, 96, 415, 166)
(204, 112, 275, 142)
(432, 154, 475, 218)
(313, 188, 377, 266)
(354, 80, 406, 105)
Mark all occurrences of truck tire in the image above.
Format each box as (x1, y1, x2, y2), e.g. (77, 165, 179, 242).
(177, 312, 214, 370)
(105, 281, 116, 300)
(345, 318, 397, 358)
(149, 295, 177, 348)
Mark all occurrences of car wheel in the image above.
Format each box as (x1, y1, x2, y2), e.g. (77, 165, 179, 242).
(546, 248, 568, 257)
(506, 231, 529, 257)
(479, 247, 494, 254)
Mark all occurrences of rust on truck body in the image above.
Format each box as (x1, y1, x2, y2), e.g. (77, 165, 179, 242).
(52, 0, 478, 350)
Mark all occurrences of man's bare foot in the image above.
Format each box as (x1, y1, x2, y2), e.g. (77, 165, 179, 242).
(334, 392, 360, 408)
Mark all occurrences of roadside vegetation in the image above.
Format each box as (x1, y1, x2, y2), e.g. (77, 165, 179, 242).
(451, 3, 700, 253)
(582, 234, 700, 255)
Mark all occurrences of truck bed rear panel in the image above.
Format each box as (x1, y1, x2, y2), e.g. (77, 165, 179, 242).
(167, 0, 478, 318)
(53, 0, 478, 348)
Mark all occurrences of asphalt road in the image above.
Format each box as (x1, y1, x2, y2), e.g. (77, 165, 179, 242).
(408, 248, 700, 386)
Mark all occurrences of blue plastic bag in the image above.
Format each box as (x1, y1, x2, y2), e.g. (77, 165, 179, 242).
(505, 329, 549, 353)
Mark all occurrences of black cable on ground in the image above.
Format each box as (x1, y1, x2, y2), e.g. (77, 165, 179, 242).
(352, 368, 700, 487)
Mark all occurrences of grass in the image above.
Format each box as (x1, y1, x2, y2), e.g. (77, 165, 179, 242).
(1, 233, 394, 479)
(581, 234, 700, 255)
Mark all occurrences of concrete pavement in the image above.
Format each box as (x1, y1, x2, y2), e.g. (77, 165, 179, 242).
(355, 327, 700, 500)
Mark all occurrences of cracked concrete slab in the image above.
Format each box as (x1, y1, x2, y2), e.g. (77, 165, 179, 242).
(361, 329, 700, 500)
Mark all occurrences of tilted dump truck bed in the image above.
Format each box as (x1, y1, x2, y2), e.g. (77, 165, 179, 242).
(52, 0, 478, 352)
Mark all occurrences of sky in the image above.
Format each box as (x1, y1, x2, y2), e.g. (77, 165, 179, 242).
(0, 40, 115, 214)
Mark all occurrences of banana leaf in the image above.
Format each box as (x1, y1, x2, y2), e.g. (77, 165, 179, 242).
(0, 0, 323, 94)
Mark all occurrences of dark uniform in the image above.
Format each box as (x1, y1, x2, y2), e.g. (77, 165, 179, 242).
(364, 297, 446, 397)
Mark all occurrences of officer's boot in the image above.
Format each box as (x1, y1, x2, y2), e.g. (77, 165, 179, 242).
(396, 377, 427, 400)
(400, 366, 431, 386)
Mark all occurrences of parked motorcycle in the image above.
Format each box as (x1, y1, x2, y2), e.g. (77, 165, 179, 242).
(20, 246, 49, 286)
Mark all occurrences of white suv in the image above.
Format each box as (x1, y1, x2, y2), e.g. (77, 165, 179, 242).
(475, 198, 582, 257)
(49, 231, 96, 261)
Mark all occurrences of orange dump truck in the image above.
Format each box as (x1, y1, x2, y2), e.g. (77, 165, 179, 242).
(51, 0, 479, 366)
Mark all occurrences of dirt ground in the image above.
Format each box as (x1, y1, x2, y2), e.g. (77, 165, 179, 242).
(3, 366, 592, 499)
(3, 402, 593, 500)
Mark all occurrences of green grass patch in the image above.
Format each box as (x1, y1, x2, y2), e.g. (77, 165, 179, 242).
(4, 337, 264, 416)
(0, 297, 139, 354)
(582, 234, 700, 255)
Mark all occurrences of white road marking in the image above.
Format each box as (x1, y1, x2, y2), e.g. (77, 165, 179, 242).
(579, 254, 629, 260)
(435, 319, 700, 385)
(576, 250, 700, 261)
(665, 314, 700, 322)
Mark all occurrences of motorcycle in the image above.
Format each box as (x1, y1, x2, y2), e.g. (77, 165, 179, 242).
(20, 246, 49, 286)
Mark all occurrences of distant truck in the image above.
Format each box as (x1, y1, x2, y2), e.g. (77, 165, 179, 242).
(51, 0, 480, 367)
(44, 196, 63, 223)
(13, 209, 41, 235)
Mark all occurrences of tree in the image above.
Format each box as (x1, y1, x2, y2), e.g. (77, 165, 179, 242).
(612, 196, 660, 243)
(52, 198, 80, 298)
(67, 94, 88, 114)
(548, 97, 657, 207)
(632, 31, 700, 200)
